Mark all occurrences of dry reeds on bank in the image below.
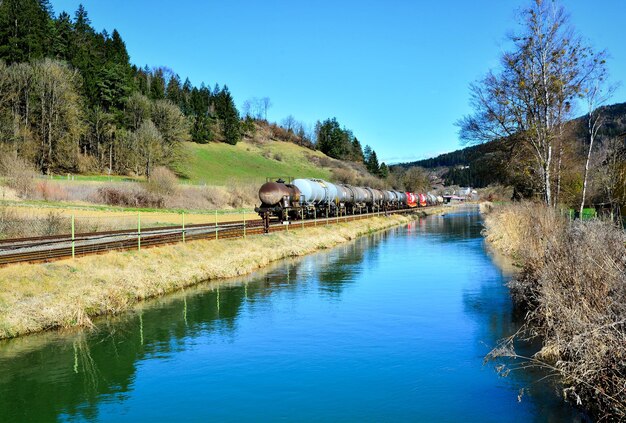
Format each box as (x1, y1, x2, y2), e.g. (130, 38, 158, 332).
(483, 202, 626, 421)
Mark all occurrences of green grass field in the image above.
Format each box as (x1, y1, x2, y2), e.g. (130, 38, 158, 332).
(183, 140, 332, 185)
(47, 174, 141, 182)
(30, 139, 336, 186)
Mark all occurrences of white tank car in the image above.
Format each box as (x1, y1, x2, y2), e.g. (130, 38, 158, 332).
(293, 179, 339, 204)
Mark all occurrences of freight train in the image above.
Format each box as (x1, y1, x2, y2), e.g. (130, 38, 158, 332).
(255, 178, 443, 230)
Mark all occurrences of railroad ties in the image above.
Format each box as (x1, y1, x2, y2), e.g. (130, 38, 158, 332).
(0, 209, 415, 266)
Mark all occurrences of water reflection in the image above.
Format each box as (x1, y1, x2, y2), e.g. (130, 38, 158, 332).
(0, 206, 582, 422)
(0, 233, 389, 423)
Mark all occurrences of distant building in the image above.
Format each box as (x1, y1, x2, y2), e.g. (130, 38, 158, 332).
(442, 195, 465, 203)
(457, 187, 471, 196)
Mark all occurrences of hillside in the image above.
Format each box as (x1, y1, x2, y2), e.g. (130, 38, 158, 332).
(184, 139, 332, 186)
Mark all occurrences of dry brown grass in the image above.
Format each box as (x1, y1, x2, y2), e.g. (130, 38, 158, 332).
(0, 205, 261, 239)
(483, 202, 626, 420)
(0, 214, 417, 340)
(477, 184, 514, 202)
(482, 202, 565, 260)
(478, 201, 493, 214)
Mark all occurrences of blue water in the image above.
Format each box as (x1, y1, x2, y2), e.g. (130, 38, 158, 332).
(0, 207, 583, 422)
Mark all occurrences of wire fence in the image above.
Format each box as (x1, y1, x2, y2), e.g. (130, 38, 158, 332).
(0, 208, 414, 266)
(0, 207, 259, 241)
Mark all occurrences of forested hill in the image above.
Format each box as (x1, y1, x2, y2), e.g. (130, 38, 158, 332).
(0, 0, 392, 183)
(401, 102, 626, 170)
(394, 102, 626, 188)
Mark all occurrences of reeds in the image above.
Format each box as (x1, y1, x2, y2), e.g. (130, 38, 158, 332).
(483, 202, 626, 420)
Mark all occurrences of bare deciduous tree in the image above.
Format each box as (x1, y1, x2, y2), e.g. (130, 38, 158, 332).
(458, 0, 604, 206)
(579, 64, 615, 216)
(33, 59, 84, 173)
(135, 120, 163, 179)
(260, 96, 272, 121)
(281, 114, 296, 132)
(241, 99, 252, 118)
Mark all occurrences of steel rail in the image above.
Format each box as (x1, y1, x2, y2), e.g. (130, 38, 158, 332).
(0, 208, 418, 266)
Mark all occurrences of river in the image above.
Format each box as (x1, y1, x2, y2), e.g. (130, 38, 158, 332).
(0, 206, 585, 422)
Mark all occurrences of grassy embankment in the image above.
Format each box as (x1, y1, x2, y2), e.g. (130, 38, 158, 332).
(0, 208, 449, 340)
(481, 202, 625, 421)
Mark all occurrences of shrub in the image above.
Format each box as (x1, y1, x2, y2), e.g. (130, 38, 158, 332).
(96, 186, 163, 208)
(0, 153, 37, 198)
(146, 166, 178, 197)
(332, 168, 357, 185)
(477, 184, 514, 202)
(228, 182, 258, 209)
(76, 154, 100, 174)
(35, 181, 69, 201)
(200, 185, 230, 209)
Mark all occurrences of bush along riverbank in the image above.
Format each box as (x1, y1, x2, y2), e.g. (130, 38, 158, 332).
(0, 209, 448, 340)
(481, 202, 626, 421)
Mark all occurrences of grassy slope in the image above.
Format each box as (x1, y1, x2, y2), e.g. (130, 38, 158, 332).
(183, 140, 332, 185)
(25, 139, 336, 186)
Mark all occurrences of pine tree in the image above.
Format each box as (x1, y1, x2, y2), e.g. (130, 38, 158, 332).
(366, 150, 380, 175)
(150, 68, 166, 100)
(316, 118, 353, 160)
(166, 74, 182, 106)
(52, 11, 72, 60)
(71, 4, 102, 104)
(379, 162, 389, 178)
(134, 67, 149, 96)
(191, 115, 215, 143)
(351, 137, 364, 162)
(181, 77, 193, 114)
(108, 29, 129, 64)
(213, 86, 241, 145)
(96, 64, 132, 110)
(363, 145, 372, 164)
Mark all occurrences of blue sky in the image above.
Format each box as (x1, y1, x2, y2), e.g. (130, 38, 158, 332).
(50, 0, 626, 163)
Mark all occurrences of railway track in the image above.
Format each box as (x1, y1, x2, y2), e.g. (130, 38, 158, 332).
(0, 208, 415, 266)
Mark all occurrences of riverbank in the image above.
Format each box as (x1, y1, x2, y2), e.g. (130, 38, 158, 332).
(0, 207, 447, 340)
(481, 202, 626, 421)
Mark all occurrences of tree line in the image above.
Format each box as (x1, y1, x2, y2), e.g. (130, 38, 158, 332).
(315, 117, 388, 178)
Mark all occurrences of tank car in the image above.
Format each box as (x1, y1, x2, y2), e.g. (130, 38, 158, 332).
(418, 193, 427, 207)
(255, 177, 428, 233)
(256, 179, 304, 225)
(406, 192, 417, 208)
